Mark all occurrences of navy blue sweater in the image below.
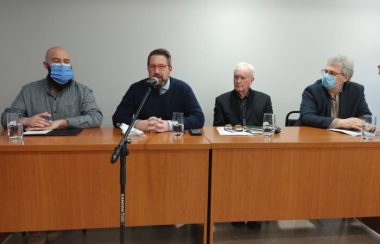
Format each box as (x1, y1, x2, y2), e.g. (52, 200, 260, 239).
(112, 77, 204, 130)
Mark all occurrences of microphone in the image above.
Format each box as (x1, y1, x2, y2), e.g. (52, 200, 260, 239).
(146, 77, 159, 87)
(111, 77, 155, 164)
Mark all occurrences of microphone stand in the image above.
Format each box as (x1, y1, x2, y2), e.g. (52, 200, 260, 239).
(110, 83, 153, 244)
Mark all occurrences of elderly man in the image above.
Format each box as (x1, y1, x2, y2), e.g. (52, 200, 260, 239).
(213, 62, 273, 230)
(1, 46, 102, 130)
(112, 48, 204, 132)
(213, 62, 273, 127)
(299, 55, 371, 129)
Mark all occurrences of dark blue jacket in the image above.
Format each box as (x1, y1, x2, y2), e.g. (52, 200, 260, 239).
(300, 80, 371, 128)
(112, 77, 204, 130)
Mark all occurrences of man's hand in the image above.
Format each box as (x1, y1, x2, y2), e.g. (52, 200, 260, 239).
(336, 117, 363, 131)
(135, 116, 169, 132)
(152, 118, 169, 132)
(22, 112, 51, 130)
(44, 119, 68, 130)
(24, 112, 68, 131)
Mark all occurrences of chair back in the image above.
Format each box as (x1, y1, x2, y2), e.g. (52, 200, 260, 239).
(285, 111, 300, 126)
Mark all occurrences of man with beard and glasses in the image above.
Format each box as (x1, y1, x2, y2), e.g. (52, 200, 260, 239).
(112, 48, 204, 132)
(1, 46, 103, 131)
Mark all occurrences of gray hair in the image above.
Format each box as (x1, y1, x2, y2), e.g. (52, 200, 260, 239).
(234, 62, 255, 77)
(327, 55, 354, 80)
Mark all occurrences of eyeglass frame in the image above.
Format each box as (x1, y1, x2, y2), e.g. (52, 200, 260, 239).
(321, 69, 343, 76)
(148, 64, 170, 71)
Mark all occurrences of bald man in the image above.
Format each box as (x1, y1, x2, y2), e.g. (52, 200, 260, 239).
(1, 46, 102, 130)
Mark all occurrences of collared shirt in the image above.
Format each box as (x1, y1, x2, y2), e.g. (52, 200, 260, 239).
(159, 78, 170, 95)
(240, 95, 248, 127)
(234, 90, 249, 126)
(1, 78, 103, 128)
(158, 78, 172, 129)
(328, 90, 341, 128)
(330, 93, 340, 118)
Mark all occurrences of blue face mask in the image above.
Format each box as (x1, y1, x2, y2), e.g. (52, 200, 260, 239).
(49, 63, 74, 85)
(321, 72, 336, 89)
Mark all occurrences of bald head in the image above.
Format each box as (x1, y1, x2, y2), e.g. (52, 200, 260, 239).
(44, 47, 71, 68)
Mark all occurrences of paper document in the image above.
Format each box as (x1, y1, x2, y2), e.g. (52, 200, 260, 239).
(328, 128, 361, 137)
(118, 123, 143, 136)
(216, 127, 261, 136)
(23, 130, 52, 135)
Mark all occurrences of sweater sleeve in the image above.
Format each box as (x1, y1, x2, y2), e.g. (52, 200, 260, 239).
(182, 85, 205, 130)
(112, 85, 138, 127)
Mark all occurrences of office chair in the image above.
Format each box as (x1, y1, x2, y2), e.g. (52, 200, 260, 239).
(285, 111, 300, 126)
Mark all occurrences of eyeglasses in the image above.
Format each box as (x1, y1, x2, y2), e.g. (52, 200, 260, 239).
(321, 69, 343, 76)
(148, 64, 169, 71)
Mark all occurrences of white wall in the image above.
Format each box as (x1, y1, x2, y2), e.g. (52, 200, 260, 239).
(1, 0, 379, 126)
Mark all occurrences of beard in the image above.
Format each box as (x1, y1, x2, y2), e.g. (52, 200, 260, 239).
(47, 75, 72, 90)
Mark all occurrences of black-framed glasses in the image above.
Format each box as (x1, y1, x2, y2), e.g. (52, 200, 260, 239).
(148, 64, 169, 71)
(321, 69, 343, 76)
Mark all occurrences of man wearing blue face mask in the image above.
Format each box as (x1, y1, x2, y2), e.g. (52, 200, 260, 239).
(1, 46, 103, 131)
(299, 55, 371, 129)
(1, 46, 102, 243)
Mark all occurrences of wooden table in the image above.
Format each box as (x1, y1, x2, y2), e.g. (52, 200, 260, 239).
(204, 126, 380, 243)
(2, 126, 380, 244)
(0, 128, 210, 244)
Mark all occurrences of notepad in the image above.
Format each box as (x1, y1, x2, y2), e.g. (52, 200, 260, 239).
(216, 126, 281, 136)
(23, 128, 82, 136)
(47, 128, 82, 136)
(217, 127, 255, 136)
(23, 130, 52, 135)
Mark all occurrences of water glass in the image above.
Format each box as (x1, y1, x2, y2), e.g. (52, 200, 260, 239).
(262, 113, 275, 138)
(172, 112, 184, 136)
(361, 115, 377, 140)
(7, 113, 23, 140)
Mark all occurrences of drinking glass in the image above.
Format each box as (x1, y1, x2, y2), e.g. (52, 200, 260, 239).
(172, 112, 184, 136)
(361, 115, 377, 140)
(262, 113, 275, 138)
(7, 113, 23, 140)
